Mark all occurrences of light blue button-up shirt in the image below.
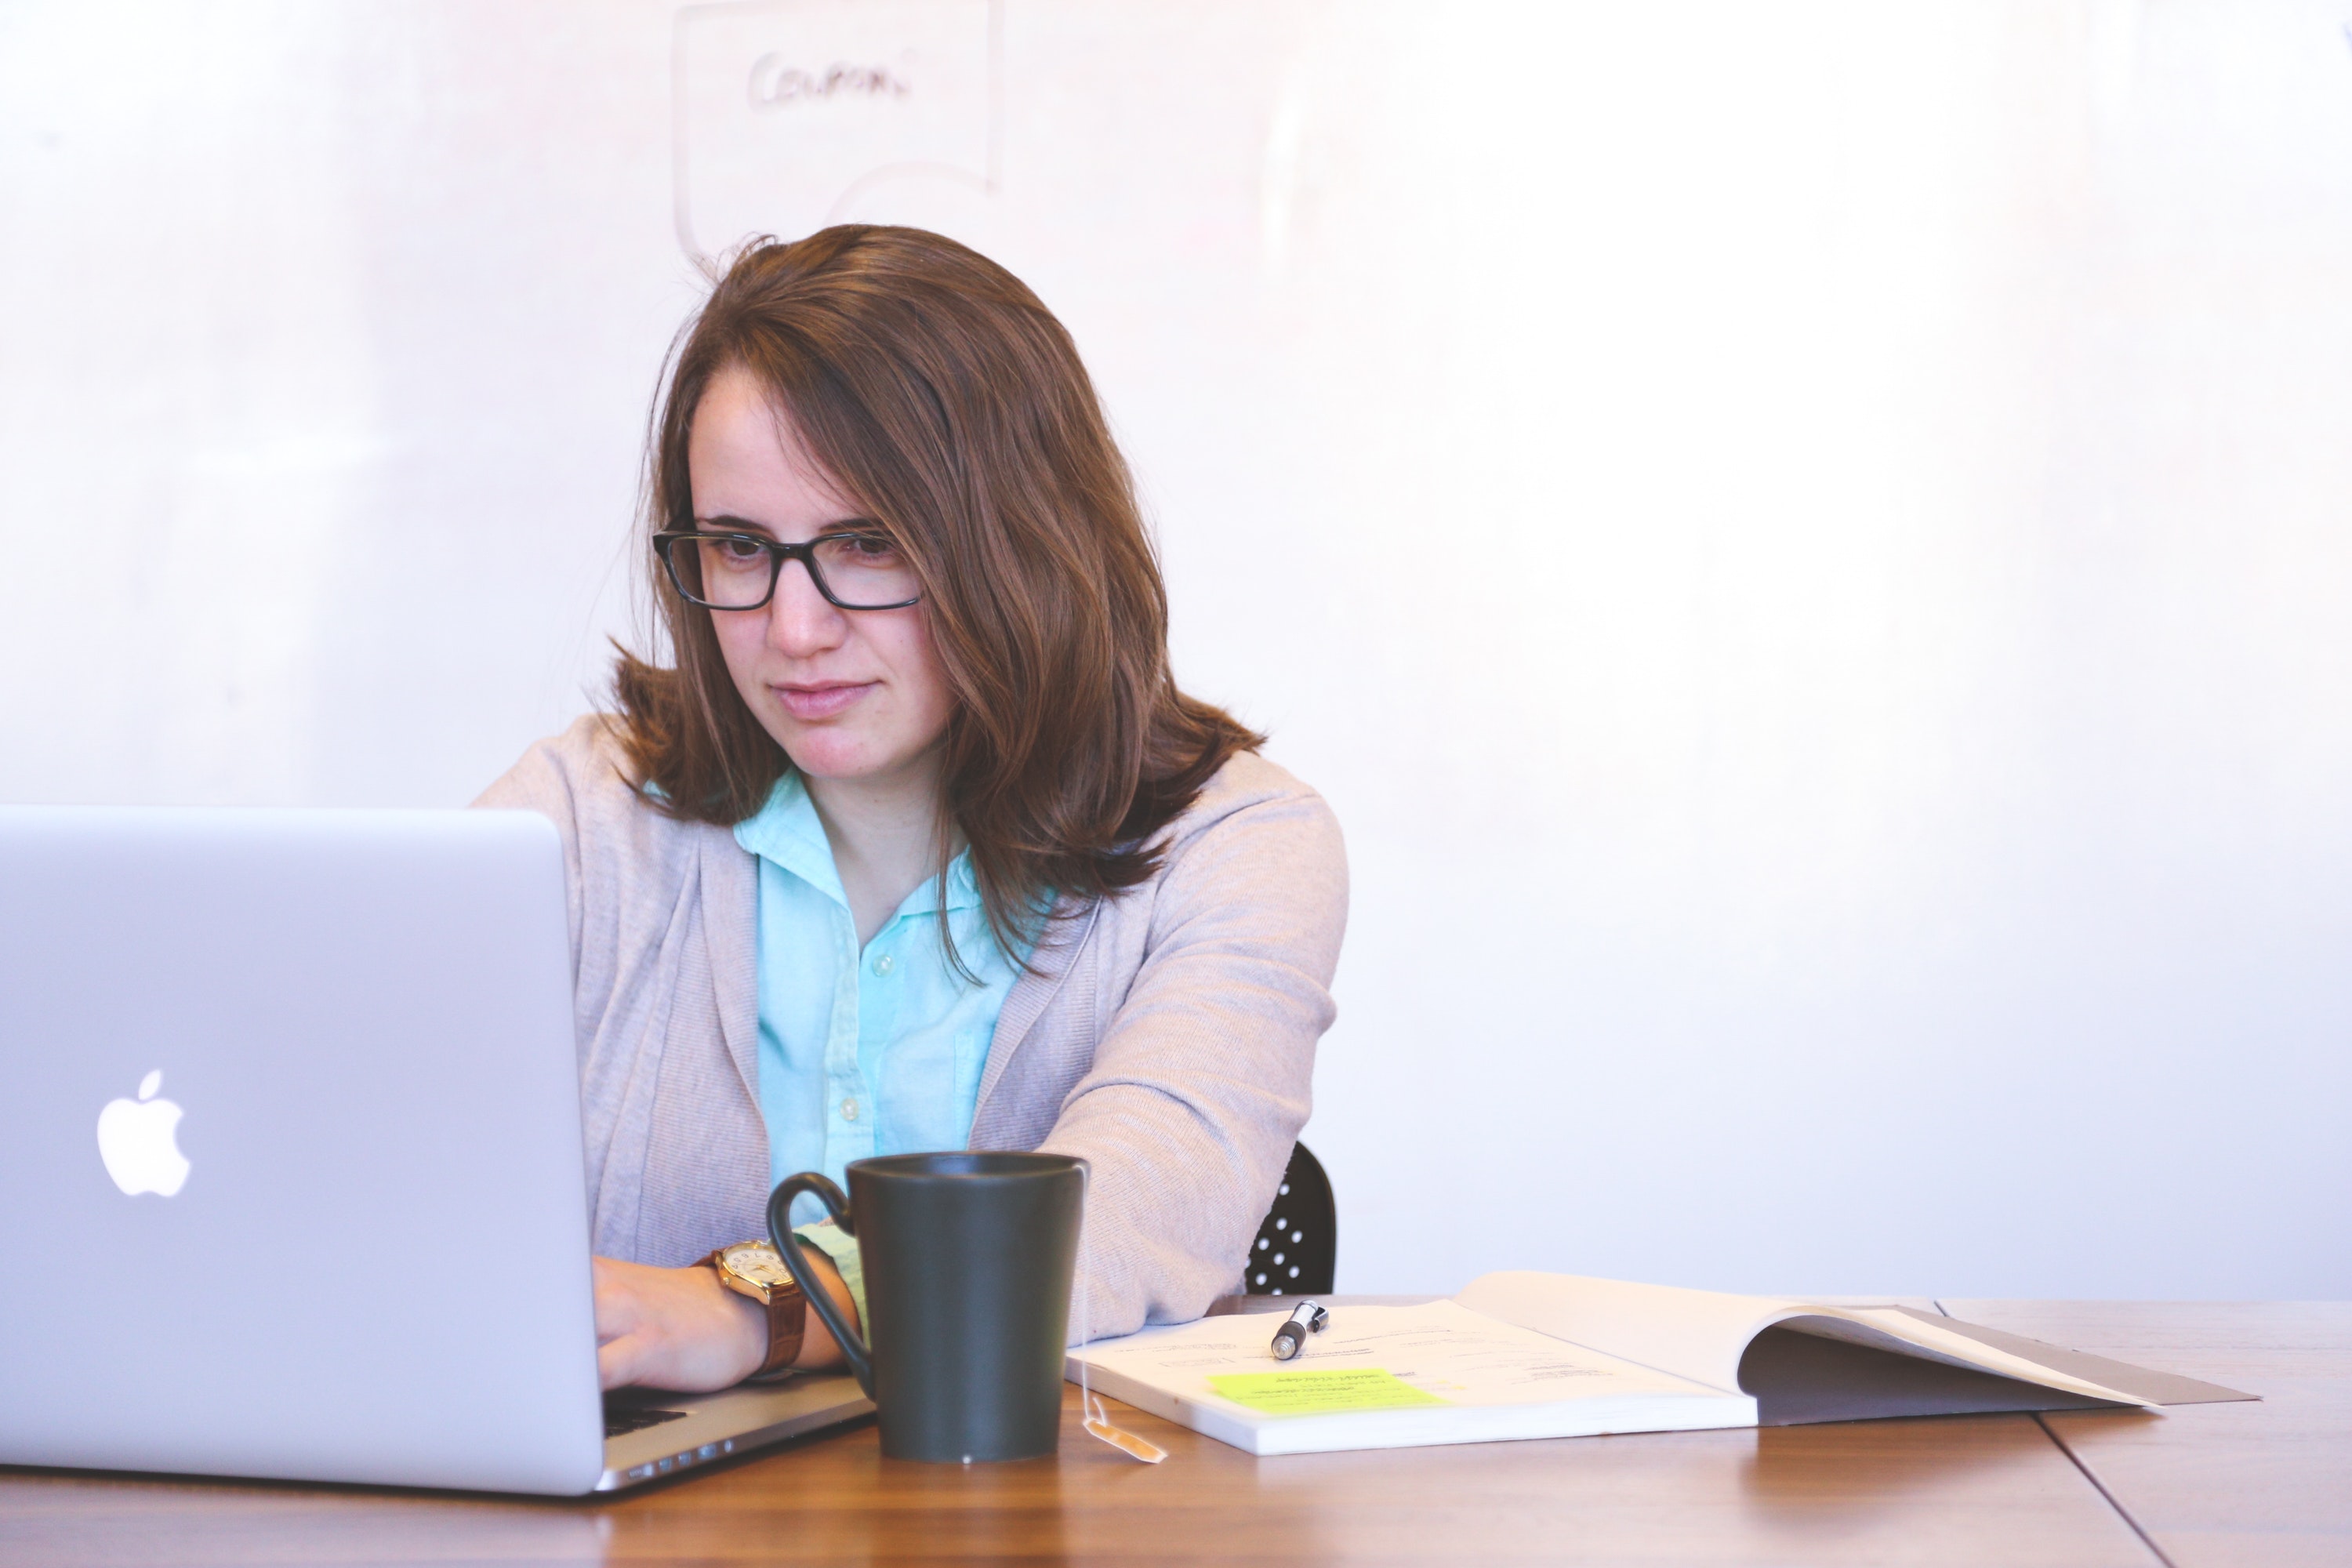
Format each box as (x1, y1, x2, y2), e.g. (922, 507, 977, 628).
(734, 771, 1030, 1230)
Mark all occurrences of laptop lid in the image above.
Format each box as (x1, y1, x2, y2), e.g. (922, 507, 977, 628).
(0, 806, 607, 1494)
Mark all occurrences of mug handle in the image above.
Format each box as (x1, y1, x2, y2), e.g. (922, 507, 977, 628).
(768, 1172, 874, 1399)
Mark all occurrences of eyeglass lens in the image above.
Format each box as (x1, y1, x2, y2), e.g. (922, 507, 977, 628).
(675, 533, 918, 609)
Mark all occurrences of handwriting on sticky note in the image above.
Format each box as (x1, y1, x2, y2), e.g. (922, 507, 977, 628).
(1206, 1368, 1450, 1415)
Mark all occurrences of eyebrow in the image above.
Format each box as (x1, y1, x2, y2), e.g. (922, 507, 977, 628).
(693, 514, 886, 538)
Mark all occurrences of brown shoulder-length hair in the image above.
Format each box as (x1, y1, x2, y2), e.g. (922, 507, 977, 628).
(613, 225, 1260, 956)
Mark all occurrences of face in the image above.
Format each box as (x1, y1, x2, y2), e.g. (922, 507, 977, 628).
(686, 364, 956, 792)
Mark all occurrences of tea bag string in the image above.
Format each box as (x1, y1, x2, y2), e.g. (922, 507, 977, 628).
(1074, 1160, 1167, 1464)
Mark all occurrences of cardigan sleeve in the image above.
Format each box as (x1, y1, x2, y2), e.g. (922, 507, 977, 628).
(470, 718, 598, 971)
(1034, 769, 1348, 1340)
(467, 715, 771, 1265)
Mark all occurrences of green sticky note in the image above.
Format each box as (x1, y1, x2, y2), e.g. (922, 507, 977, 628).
(1206, 1368, 1450, 1416)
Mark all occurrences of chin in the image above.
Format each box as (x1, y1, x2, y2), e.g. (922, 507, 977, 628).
(777, 726, 894, 782)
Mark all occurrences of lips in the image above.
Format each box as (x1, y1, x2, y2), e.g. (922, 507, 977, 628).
(771, 681, 876, 721)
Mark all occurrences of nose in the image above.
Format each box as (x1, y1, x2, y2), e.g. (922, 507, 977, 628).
(761, 554, 848, 658)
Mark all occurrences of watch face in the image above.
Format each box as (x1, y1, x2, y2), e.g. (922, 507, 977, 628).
(724, 1243, 793, 1289)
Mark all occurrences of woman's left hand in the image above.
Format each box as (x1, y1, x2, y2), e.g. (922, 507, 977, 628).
(590, 1255, 767, 1392)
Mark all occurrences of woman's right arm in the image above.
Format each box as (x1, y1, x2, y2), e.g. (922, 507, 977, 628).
(590, 1250, 861, 1392)
(474, 724, 847, 1392)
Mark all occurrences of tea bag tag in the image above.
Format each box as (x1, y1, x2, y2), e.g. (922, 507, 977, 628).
(1082, 1390, 1167, 1464)
(1070, 1163, 1167, 1464)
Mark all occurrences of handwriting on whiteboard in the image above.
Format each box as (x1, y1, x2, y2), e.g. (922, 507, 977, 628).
(748, 58, 913, 110)
(675, 0, 998, 261)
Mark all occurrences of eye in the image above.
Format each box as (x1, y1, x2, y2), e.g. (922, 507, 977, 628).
(709, 534, 768, 562)
(833, 532, 902, 563)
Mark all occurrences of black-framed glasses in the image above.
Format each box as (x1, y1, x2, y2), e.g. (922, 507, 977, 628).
(652, 529, 923, 612)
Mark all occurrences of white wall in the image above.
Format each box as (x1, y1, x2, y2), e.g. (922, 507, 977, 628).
(4, 0, 2346, 1298)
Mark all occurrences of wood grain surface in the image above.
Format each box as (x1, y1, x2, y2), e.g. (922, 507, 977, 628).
(1945, 1301, 2352, 1568)
(9, 1301, 2337, 1567)
(1, 1391, 2154, 1566)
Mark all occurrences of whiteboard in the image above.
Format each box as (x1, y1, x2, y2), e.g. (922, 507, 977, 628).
(2, 0, 2347, 1298)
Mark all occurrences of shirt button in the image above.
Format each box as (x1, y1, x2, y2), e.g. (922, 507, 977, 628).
(872, 953, 895, 976)
(841, 1098, 859, 1121)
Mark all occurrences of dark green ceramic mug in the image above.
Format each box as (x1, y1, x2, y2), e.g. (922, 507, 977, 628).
(768, 1151, 1085, 1462)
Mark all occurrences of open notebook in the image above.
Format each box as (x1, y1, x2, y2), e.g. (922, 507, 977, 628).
(1066, 1272, 2254, 1457)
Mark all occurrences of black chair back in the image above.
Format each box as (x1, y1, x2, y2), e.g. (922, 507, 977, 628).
(1244, 1142, 1335, 1296)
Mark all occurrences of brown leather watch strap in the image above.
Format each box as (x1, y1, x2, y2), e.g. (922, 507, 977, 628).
(703, 1247, 809, 1380)
(751, 1278, 808, 1379)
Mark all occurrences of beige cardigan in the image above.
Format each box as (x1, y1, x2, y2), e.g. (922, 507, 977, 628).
(474, 717, 1347, 1338)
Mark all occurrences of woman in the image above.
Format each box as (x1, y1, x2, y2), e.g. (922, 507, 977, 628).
(477, 226, 1346, 1392)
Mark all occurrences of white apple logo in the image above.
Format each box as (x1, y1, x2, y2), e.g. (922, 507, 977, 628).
(96, 1069, 191, 1196)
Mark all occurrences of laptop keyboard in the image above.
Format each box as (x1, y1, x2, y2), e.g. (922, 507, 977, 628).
(604, 1405, 690, 1439)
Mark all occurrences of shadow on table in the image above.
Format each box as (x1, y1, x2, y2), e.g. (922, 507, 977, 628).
(0, 1468, 612, 1568)
(1738, 1409, 2164, 1537)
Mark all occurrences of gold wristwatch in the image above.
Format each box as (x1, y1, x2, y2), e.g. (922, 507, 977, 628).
(704, 1240, 808, 1378)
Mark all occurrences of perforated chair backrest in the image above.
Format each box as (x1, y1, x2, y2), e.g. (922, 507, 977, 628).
(1243, 1142, 1335, 1296)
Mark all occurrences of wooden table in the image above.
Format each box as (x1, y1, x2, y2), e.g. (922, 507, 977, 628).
(2, 1303, 2341, 1566)
(1945, 1301, 2352, 1568)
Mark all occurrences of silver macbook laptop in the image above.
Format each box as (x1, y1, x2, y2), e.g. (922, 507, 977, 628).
(0, 804, 870, 1495)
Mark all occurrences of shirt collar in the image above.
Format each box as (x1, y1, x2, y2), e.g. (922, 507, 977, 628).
(941, 851, 983, 914)
(732, 771, 844, 903)
(734, 771, 984, 919)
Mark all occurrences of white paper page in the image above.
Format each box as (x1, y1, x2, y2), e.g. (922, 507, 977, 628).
(1774, 1310, 2153, 1406)
(1456, 1272, 1788, 1393)
(1071, 1300, 1732, 1414)
(1457, 1274, 2157, 1407)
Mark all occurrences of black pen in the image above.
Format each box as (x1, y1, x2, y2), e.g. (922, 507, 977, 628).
(1269, 1301, 1330, 1360)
